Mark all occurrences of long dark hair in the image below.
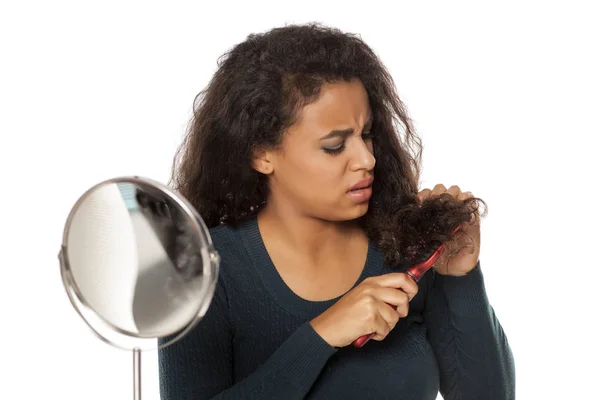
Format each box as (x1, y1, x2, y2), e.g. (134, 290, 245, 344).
(170, 23, 486, 268)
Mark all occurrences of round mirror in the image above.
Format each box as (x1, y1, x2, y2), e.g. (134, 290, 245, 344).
(58, 176, 220, 399)
(59, 176, 220, 350)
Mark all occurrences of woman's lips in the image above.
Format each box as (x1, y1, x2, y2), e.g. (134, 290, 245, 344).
(346, 187, 372, 203)
(348, 177, 374, 192)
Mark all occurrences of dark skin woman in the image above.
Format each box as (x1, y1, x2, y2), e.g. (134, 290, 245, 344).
(159, 23, 515, 399)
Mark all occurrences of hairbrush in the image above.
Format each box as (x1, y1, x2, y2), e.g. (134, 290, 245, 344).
(353, 224, 462, 348)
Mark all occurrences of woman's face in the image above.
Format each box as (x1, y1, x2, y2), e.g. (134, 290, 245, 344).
(256, 78, 376, 221)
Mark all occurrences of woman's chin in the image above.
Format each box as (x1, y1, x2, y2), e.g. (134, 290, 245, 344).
(342, 202, 370, 220)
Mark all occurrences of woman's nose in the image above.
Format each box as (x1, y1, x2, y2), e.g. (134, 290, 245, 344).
(349, 139, 376, 171)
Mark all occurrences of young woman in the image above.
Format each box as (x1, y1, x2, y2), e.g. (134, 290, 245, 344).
(158, 23, 515, 399)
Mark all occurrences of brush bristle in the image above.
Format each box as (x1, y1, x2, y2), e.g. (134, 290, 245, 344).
(405, 241, 444, 265)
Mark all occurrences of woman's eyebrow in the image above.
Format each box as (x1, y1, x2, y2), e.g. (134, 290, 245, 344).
(320, 128, 354, 140)
(320, 115, 373, 140)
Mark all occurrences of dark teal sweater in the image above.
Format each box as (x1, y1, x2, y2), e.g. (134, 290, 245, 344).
(158, 217, 515, 399)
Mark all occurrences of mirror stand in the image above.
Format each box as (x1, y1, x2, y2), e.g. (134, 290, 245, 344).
(59, 176, 219, 400)
(133, 349, 141, 400)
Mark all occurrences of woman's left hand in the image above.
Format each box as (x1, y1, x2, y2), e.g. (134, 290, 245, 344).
(416, 184, 480, 276)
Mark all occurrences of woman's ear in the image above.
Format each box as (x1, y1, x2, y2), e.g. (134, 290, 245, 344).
(251, 148, 274, 175)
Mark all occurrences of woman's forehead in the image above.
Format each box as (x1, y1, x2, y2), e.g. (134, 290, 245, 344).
(295, 80, 371, 132)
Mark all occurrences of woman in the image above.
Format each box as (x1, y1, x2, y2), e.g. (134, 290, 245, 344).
(159, 23, 514, 399)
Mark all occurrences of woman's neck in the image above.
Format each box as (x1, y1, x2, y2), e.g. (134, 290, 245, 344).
(256, 204, 366, 267)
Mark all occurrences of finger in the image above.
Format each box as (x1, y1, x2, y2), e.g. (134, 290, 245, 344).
(381, 272, 419, 300)
(456, 191, 480, 224)
(394, 302, 410, 318)
(377, 301, 401, 328)
(370, 313, 393, 341)
(457, 190, 474, 201)
(431, 183, 447, 196)
(416, 188, 431, 204)
(370, 286, 412, 308)
(447, 185, 461, 197)
(396, 278, 419, 301)
(370, 273, 419, 298)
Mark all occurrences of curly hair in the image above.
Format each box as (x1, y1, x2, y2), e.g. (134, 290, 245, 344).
(170, 23, 487, 268)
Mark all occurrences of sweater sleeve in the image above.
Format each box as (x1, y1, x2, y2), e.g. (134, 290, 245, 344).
(157, 273, 337, 400)
(423, 261, 515, 400)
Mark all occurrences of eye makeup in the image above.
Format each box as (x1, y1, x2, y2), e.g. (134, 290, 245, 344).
(322, 132, 373, 155)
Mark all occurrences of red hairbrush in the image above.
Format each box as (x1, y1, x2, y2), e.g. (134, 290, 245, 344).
(353, 224, 462, 348)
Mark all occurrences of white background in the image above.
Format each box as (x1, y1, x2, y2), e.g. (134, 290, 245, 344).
(1, 1, 598, 399)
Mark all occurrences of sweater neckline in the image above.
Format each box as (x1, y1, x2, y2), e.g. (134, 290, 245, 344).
(239, 216, 384, 319)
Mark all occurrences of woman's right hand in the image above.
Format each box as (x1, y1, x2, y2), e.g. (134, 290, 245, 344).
(309, 273, 419, 348)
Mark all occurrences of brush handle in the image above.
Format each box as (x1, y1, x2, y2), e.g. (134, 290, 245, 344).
(352, 225, 461, 348)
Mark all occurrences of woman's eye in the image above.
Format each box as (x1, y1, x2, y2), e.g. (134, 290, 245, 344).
(323, 143, 345, 155)
(322, 131, 373, 155)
